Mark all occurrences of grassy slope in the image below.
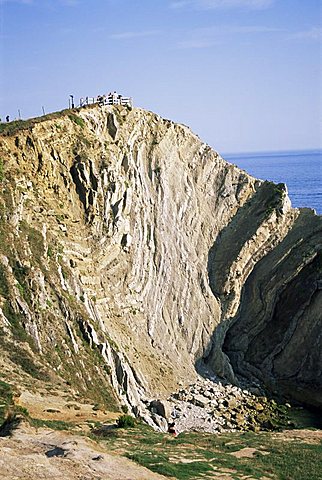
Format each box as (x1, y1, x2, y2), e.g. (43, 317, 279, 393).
(91, 421, 322, 480)
(1, 382, 321, 480)
(0, 109, 86, 136)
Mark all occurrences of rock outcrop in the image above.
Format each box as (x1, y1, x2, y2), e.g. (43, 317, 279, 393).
(0, 104, 321, 428)
(0, 419, 169, 480)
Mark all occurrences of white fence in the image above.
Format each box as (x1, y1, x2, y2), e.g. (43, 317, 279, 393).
(79, 94, 133, 108)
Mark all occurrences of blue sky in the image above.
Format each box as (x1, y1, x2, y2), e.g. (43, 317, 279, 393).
(0, 0, 321, 153)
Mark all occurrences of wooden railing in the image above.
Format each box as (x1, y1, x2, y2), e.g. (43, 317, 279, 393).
(79, 95, 133, 108)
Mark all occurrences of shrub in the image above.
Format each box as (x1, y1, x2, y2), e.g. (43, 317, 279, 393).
(68, 114, 85, 128)
(0, 412, 21, 437)
(0, 265, 9, 297)
(116, 414, 135, 428)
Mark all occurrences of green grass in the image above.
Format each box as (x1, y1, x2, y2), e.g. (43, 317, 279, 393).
(0, 109, 72, 136)
(68, 113, 85, 128)
(0, 380, 14, 425)
(9, 346, 49, 381)
(0, 380, 74, 433)
(91, 421, 322, 480)
(0, 119, 33, 136)
(0, 323, 48, 381)
(253, 442, 322, 480)
(12, 261, 32, 305)
(117, 414, 136, 428)
(1, 302, 30, 342)
(30, 418, 74, 431)
(127, 451, 211, 480)
(0, 264, 9, 297)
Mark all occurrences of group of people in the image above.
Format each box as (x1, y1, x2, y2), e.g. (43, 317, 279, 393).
(97, 91, 127, 106)
(78, 91, 132, 108)
(0, 115, 10, 123)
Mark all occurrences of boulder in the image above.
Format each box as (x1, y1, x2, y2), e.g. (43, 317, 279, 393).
(149, 400, 172, 420)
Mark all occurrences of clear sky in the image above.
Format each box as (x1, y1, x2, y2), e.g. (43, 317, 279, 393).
(0, 0, 321, 153)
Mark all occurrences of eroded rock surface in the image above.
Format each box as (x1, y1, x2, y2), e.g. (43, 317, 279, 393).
(0, 104, 321, 426)
(0, 420, 168, 480)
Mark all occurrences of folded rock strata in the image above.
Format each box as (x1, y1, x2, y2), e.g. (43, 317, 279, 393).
(0, 105, 320, 427)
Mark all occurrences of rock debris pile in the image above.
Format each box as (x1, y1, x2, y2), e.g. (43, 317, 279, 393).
(148, 377, 292, 434)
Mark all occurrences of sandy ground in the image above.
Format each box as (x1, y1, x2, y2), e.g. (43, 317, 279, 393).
(0, 421, 172, 480)
(0, 388, 173, 479)
(16, 389, 120, 426)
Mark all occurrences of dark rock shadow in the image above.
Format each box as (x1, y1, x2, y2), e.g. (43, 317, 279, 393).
(91, 423, 118, 438)
(0, 414, 22, 437)
(45, 446, 66, 458)
(200, 206, 322, 412)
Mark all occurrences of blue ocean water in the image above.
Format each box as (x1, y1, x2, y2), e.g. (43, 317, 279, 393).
(224, 150, 322, 215)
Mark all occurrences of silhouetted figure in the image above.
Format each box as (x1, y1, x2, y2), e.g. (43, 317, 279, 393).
(6, 115, 9, 122)
(97, 94, 105, 106)
(168, 422, 177, 436)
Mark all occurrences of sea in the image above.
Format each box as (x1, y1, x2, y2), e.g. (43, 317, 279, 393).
(223, 150, 322, 215)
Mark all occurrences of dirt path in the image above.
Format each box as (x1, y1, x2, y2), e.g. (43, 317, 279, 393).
(272, 428, 322, 444)
(16, 389, 119, 425)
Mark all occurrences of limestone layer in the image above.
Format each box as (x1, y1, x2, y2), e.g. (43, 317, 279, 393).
(0, 105, 321, 416)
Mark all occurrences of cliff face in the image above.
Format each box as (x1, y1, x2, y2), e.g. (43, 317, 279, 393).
(0, 105, 321, 419)
(220, 210, 322, 408)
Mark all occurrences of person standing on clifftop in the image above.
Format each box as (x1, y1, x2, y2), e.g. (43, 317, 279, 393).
(6, 115, 9, 122)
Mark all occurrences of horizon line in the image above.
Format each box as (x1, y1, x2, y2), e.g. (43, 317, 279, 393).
(222, 148, 322, 157)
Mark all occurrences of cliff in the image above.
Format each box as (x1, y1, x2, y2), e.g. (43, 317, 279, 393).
(0, 105, 321, 425)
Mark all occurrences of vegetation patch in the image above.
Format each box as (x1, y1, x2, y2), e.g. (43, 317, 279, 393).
(0, 120, 32, 136)
(0, 380, 14, 425)
(1, 302, 29, 343)
(0, 108, 74, 136)
(91, 421, 322, 480)
(12, 262, 31, 305)
(0, 264, 9, 297)
(0, 322, 48, 381)
(19, 222, 44, 264)
(0, 392, 74, 434)
(127, 451, 211, 479)
(9, 346, 48, 381)
(30, 418, 74, 431)
(117, 414, 136, 429)
(0, 381, 30, 431)
(52, 322, 120, 414)
(68, 114, 85, 129)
